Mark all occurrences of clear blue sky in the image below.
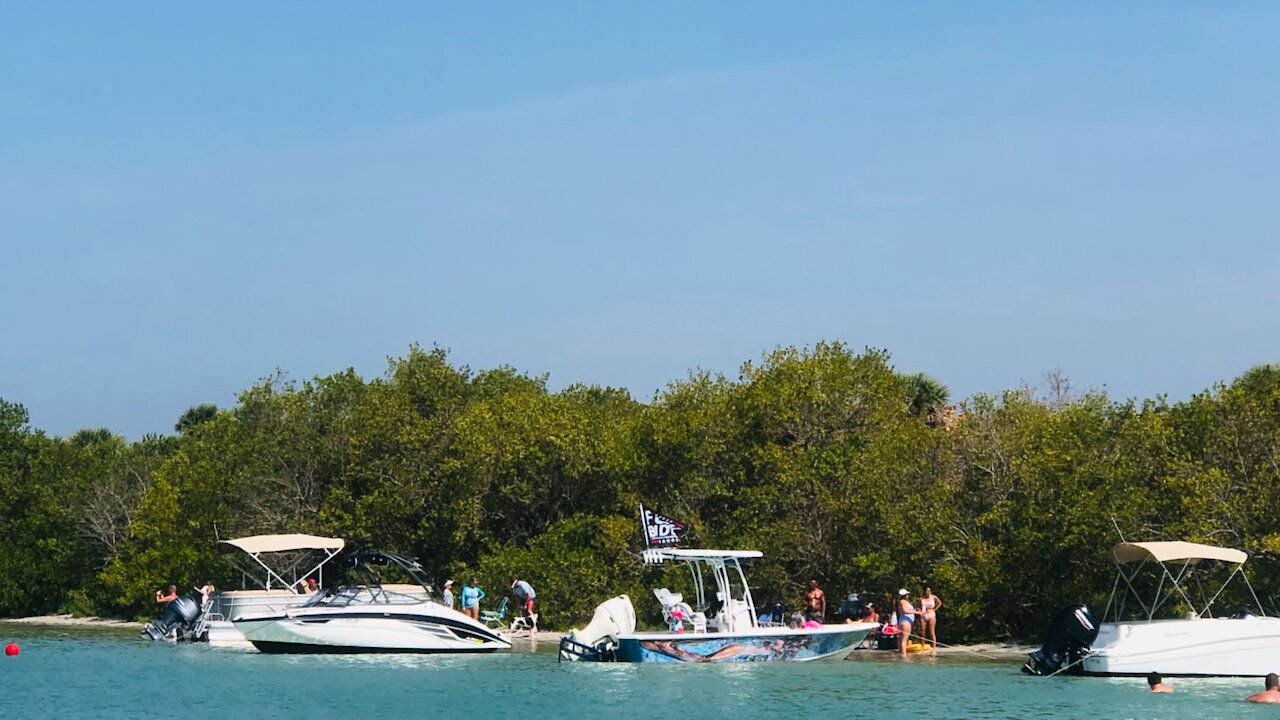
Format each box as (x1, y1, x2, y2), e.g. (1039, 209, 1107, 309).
(3, 2, 1278, 438)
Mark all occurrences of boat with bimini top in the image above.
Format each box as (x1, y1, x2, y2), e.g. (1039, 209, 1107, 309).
(1024, 540, 1280, 677)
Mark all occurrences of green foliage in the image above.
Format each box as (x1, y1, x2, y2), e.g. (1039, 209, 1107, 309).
(4, 348, 1280, 640)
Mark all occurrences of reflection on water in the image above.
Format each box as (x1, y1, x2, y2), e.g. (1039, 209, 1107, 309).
(0, 626, 1273, 720)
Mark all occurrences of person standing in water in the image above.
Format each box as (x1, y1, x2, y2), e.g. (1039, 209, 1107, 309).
(919, 586, 942, 648)
(897, 589, 918, 655)
(155, 584, 178, 604)
(1147, 672, 1172, 692)
(1246, 673, 1280, 703)
(461, 577, 485, 620)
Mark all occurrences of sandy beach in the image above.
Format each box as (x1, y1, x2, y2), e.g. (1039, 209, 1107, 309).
(1, 614, 143, 629)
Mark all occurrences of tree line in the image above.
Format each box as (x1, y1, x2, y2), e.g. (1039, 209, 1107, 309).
(2, 343, 1278, 640)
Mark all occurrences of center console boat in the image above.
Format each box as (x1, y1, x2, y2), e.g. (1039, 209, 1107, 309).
(559, 548, 877, 663)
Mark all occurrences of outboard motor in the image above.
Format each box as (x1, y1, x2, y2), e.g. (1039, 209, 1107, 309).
(559, 595, 637, 661)
(837, 593, 867, 622)
(1022, 603, 1099, 676)
(142, 595, 202, 642)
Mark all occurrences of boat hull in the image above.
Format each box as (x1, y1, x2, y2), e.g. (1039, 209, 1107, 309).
(613, 624, 874, 663)
(203, 585, 432, 650)
(1083, 617, 1280, 677)
(234, 606, 511, 654)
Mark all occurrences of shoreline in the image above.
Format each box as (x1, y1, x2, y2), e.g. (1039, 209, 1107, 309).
(1, 614, 143, 629)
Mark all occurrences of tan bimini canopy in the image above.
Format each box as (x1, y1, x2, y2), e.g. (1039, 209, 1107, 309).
(1111, 541, 1247, 565)
(218, 534, 345, 555)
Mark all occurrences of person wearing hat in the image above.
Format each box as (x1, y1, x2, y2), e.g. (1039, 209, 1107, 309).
(897, 588, 919, 655)
(441, 579, 455, 610)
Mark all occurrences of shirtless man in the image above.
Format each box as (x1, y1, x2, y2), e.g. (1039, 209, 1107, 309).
(803, 580, 826, 623)
(1246, 673, 1280, 703)
(1147, 672, 1172, 693)
(154, 584, 177, 604)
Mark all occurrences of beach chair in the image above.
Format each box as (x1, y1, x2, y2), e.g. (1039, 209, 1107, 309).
(480, 597, 509, 629)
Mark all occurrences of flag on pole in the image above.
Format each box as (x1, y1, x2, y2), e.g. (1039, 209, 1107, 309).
(640, 504, 688, 547)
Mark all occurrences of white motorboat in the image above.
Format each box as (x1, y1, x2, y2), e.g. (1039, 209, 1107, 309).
(559, 548, 877, 663)
(234, 550, 510, 654)
(1025, 540, 1280, 677)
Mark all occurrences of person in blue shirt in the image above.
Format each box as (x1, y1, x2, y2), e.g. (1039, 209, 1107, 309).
(461, 577, 485, 620)
(511, 578, 537, 631)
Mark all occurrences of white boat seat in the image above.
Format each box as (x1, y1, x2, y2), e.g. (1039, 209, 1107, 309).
(690, 611, 707, 633)
(653, 588, 683, 607)
(654, 588, 696, 632)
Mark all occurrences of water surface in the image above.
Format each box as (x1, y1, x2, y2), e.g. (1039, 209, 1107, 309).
(0, 625, 1271, 719)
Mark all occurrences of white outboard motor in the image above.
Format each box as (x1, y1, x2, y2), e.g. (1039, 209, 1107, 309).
(560, 595, 636, 661)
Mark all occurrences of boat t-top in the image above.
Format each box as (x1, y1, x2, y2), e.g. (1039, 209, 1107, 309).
(559, 548, 877, 663)
(1025, 540, 1280, 677)
(233, 549, 511, 654)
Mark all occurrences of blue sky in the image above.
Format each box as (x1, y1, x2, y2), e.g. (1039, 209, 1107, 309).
(3, 2, 1278, 438)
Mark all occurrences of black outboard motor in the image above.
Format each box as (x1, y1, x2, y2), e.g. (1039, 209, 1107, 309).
(1022, 603, 1099, 676)
(837, 593, 867, 622)
(142, 596, 202, 642)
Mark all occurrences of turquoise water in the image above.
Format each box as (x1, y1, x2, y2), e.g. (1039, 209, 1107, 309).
(1, 625, 1275, 719)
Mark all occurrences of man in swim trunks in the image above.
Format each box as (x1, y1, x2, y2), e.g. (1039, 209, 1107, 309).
(511, 578, 537, 631)
(803, 580, 826, 623)
(1246, 673, 1280, 703)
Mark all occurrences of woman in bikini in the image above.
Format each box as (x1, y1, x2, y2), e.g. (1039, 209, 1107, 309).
(920, 586, 942, 649)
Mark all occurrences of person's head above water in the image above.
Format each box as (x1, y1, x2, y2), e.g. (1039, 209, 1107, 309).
(1147, 672, 1163, 688)
(1267, 673, 1279, 690)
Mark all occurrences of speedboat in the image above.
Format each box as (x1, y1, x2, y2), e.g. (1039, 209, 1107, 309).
(1024, 540, 1280, 677)
(559, 548, 877, 663)
(233, 550, 510, 654)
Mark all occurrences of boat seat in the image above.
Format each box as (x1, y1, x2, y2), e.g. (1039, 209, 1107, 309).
(653, 588, 683, 607)
(654, 588, 696, 633)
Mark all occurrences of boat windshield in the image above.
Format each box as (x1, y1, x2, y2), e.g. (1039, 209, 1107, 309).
(302, 585, 424, 608)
